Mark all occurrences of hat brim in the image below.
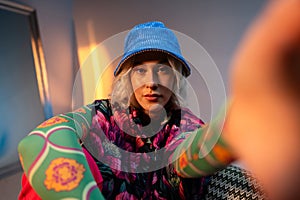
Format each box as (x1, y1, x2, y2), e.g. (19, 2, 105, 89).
(114, 49, 191, 77)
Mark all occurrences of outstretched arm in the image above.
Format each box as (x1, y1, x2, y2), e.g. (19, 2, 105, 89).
(173, 105, 235, 177)
(18, 104, 104, 200)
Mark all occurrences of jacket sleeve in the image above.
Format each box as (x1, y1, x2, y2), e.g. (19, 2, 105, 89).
(173, 105, 236, 177)
(18, 104, 105, 200)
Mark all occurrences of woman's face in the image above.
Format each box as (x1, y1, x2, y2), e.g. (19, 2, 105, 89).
(130, 60, 175, 115)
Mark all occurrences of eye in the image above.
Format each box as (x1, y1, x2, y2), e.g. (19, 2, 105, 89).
(158, 65, 172, 74)
(133, 66, 147, 74)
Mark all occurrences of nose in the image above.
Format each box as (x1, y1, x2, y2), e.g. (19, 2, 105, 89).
(145, 70, 159, 89)
(146, 82, 158, 90)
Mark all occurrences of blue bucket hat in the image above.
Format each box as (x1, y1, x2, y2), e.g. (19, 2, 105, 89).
(114, 21, 191, 77)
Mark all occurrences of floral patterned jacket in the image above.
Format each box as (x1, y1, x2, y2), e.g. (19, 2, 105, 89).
(83, 99, 209, 199)
(18, 99, 211, 200)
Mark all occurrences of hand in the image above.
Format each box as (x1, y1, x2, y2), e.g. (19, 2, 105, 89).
(225, 1, 300, 199)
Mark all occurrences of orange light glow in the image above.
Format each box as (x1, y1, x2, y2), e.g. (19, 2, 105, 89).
(77, 20, 114, 104)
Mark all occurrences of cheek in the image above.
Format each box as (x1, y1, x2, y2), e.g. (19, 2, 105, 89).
(132, 87, 142, 100)
(161, 77, 175, 91)
(130, 77, 138, 90)
(130, 75, 144, 91)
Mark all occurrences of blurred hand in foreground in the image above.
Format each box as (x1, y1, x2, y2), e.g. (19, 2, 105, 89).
(226, 0, 300, 199)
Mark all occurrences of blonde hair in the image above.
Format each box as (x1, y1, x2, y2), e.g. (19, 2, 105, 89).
(110, 56, 187, 110)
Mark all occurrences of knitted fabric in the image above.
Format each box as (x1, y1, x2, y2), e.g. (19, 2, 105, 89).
(115, 21, 191, 77)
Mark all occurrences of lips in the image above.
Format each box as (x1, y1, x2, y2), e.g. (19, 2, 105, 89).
(144, 93, 162, 101)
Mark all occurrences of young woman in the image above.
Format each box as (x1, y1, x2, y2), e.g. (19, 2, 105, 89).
(18, 21, 237, 200)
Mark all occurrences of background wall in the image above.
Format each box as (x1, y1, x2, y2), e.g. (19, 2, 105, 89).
(0, 0, 266, 199)
(12, 0, 76, 115)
